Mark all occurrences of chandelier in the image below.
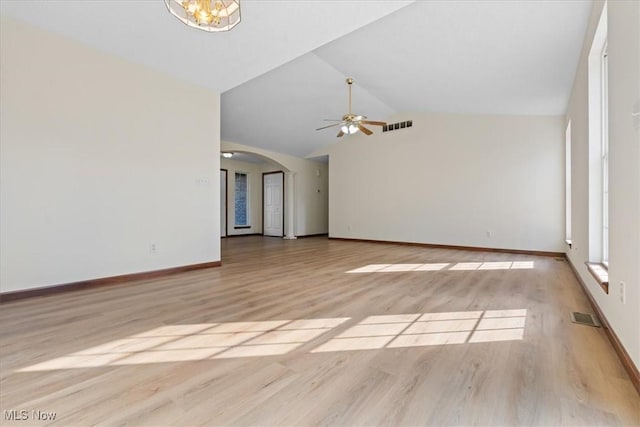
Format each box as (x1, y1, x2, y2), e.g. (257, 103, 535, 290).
(165, 0, 241, 32)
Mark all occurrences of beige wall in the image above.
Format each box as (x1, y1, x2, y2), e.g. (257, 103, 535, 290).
(565, 1, 640, 368)
(0, 17, 221, 293)
(295, 161, 329, 236)
(328, 113, 564, 253)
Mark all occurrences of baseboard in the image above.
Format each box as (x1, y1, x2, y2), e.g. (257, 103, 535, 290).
(0, 261, 222, 304)
(223, 233, 262, 238)
(566, 256, 640, 396)
(328, 237, 564, 258)
(223, 234, 328, 239)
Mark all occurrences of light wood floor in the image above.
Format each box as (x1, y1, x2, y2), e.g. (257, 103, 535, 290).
(1, 236, 639, 426)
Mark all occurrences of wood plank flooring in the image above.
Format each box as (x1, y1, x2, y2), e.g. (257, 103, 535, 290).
(1, 236, 639, 426)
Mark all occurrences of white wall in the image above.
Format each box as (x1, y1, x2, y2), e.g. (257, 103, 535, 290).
(565, 1, 640, 368)
(221, 141, 329, 236)
(329, 113, 564, 253)
(295, 161, 329, 236)
(0, 17, 221, 293)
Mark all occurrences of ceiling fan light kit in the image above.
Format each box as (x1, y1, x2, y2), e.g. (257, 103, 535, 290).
(165, 0, 241, 32)
(341, 123, 360, 135)
(316, 77, 387, 138)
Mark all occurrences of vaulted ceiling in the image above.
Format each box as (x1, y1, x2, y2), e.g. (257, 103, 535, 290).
(1, 0, 592, 158)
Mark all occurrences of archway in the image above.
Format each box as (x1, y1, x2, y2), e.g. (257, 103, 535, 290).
(219, 148, 296, 240)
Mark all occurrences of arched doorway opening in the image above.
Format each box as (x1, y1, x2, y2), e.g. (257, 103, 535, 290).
(219, 150, 296, 241)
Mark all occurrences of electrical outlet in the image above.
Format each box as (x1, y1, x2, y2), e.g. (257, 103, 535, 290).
(150, 243, 157, 253)
(620, 281, 626, 304)
(486, 230, 492, 238)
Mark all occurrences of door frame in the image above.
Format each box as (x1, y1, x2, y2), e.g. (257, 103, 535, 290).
(262, 171, 285, 237)
(221, 168, 228, 238)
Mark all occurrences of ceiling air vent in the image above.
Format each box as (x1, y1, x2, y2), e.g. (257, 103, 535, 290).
(382, 120, 412, 133)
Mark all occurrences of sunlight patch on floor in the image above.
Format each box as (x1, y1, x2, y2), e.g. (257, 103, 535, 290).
(347, 261, 534, 273)
(311, 309, 527, 353)
(17, 309, 527, 370)
(18, 317, 350, 371)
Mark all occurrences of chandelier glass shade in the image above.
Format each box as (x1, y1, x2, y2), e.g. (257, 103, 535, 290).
(165, 0, 241, 32)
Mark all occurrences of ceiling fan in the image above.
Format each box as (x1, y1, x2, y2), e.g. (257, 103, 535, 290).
(316, 77, 386, 138)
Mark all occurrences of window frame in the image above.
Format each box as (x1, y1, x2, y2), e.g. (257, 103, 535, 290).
(234, 171, 250, 228)
(565, 120, 572, 244)
(601, 43, 609, 267)
(585, 3, 608, 293)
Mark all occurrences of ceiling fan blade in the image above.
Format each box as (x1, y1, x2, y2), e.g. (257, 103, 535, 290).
(361, 120, 386, 127)
(337, 130, 345, 138)
(316, 123, 342, 131)
(358, 124, 373, 135)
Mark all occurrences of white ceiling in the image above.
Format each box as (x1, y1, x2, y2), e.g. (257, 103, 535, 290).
(0, 0, 413, 92)
(1, 0, 592, 159)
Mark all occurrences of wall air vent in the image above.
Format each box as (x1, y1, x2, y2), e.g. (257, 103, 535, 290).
(382, 120, 412, 133)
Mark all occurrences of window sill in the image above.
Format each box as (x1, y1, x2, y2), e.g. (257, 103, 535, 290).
(565, 239, 572, 248)
(234, 225, 251, 230)
(585, 262, 609, 294)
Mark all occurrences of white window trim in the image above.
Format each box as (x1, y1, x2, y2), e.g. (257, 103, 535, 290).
(565, 120, 572, 242)
(586, 2, 607, 267)
(601, 43, 609, 266)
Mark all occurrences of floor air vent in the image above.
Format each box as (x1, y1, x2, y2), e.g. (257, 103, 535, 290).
(570, 312, 601, 327)
(555, 257, 565, 261)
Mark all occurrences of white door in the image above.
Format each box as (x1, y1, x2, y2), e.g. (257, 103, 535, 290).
(263, 172, 284, 237)
(220, 169, 227, 237)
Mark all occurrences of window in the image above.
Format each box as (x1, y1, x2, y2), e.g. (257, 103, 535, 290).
(586, 3, 608, 292)
(565, 120, 572, 243)
(601, 44, 609, 266)
(234, 172, 249, 227)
